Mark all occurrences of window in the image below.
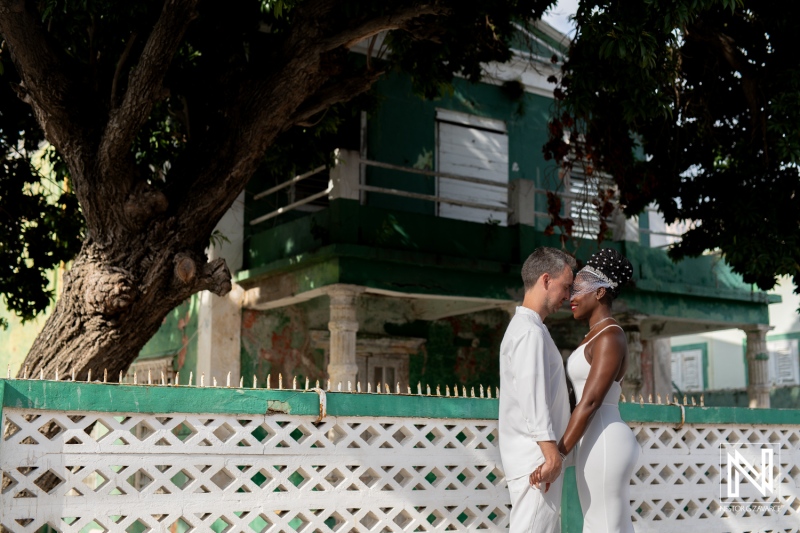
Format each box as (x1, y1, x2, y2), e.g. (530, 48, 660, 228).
(435, 109, 508, 225)
(564, 164, 615, 240)
(671, 347, 704, 392)
(767, 338, 800, 386)
(357, 354, 408, 392)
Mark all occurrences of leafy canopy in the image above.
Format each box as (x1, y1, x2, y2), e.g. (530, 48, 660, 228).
(546, 0, 800, 294)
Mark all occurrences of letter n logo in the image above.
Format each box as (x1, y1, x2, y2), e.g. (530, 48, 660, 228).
(726, 448, 775, 498)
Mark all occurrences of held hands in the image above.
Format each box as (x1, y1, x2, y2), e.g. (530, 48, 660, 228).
(529, 453, 562, 493)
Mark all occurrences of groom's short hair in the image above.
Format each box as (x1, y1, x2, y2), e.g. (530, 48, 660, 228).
(521, 248, 576, 292)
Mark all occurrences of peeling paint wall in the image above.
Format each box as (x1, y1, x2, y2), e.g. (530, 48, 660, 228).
(138, 295, 199, 384)
(240, 301, 328, 386)
(240, 295, 510, 391)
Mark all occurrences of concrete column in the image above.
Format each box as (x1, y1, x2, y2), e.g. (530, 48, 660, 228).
(330, 149, 361, 201)
(508, 179, 535, 226)
(197, 284, 244, 386)
(651, 338, 673, 399)
(743, 325, 772, 408)
(327, 285, 363, 387)
(197, 191, 245, 385)
(622, 330, 643, 399)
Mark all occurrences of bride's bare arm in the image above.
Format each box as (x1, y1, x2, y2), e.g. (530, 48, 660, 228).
(556, 330, 627, 457)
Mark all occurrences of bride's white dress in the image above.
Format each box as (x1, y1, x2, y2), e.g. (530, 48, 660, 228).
(567, 325, 640, 533)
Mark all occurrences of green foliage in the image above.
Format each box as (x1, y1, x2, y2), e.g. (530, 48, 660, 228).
(546, 0, 800, 296)
(0, 67, 84, 327)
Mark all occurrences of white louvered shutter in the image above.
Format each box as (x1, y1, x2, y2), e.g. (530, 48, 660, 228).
(436, 110, 508, 225)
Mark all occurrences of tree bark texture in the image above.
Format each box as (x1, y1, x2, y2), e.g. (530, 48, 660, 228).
(0, 0, 449, 379)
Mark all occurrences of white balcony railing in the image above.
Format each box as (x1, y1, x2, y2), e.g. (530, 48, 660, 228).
(249, 149, 686, 247)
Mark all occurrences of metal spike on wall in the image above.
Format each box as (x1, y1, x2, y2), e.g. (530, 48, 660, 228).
(648, 394, 653, 403)
(133, 372, 138, 385)
(72, 368, 76, 381)
(385, 383, 391, 394)
(367, 382, 372, 393)
(86, 368, 91, 382)
(200, 373, 205, 387)
(348, 381, 352, 392)
(436, 385, 441, 396)
(337, 382, 342, 392)
(41, 369, 45, 381)
(23, 365, 29, 379)
(306, 377, 310, 390)
(162, 371, 166, 386)
(700, 394, 705, 407)
(357, 382, 362, 393)
(376, 382, 382, 394)
(487, 386, 492, 399)
(327, 379, 331, 392)
(279, 374, 283, 390)
(417, 382, 422, 396)
(683, 395, 688, 405)
(103, 368, 108, 383)
(228, 372, 232, 388)
(463, 386, 468, 397)
(480, 385, 484, 398)
(691, 396, 697, 406)
(253, 375, 258, 389)
(292, 376, 297, 390)
(445, 385, 451, 397)
(188, 371, 193, 387)
(620, 394, 626, 403)
(453, 385, 459, 398)
(426, 384, 431, 396)
(240, 376, 244, 388)
(175, 372, 180, 386)
(470, 387, 475, 398)
(56, 369, 60, 381)
(406, 385, 411, 395)
(639, 394, 644, 406)
(213, 377, 218, 387)
(148, 370, 152, 385)
(396, 382, 400, 394)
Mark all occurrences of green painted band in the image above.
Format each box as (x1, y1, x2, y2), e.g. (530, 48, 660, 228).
(2, 380, 799, 425)
(0, 380, 497, 419)
(754, 353, 770, 360)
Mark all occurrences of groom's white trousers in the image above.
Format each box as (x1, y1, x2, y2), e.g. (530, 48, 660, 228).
(506, 474, 564, 533)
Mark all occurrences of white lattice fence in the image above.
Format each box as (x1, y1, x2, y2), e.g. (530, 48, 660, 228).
(629, 422, 800, 533)
(1, 384, 799, 533)
(1, 409, 508, 533)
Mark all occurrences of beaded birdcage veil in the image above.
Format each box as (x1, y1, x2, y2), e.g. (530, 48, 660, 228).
(570, 248, 634, 299)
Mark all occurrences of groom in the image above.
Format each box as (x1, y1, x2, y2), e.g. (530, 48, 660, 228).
(499, 247, 575, 533)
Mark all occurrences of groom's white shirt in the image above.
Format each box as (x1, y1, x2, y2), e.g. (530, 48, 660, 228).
(498, 306, 570, 480)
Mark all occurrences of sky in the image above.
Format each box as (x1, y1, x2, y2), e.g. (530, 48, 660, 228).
(541, 0, 579, 38)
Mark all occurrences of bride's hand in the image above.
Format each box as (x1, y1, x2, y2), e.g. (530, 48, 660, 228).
(529, 466, 552, 493)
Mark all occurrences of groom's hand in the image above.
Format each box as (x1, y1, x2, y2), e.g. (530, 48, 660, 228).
(532, 441, 563, 490)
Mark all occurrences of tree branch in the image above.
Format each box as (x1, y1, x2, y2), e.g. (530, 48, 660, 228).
(290, 70, 385, 126)
(0, 0, 92, 170)
(110, 32, 138, 108)
(99, 0, 198, 171)
(169, 1, 449, 244)
(319, 3, 449, 52)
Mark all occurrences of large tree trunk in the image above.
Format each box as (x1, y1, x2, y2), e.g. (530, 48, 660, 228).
(23, 221, 231, 381)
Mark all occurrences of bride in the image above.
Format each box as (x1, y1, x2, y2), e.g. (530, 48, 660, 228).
(534, 248, 640, 532)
